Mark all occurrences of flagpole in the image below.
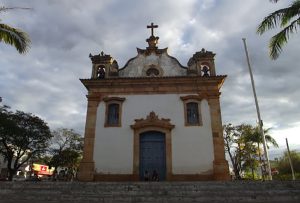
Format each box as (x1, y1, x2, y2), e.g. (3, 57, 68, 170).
(286, 138, 296, 180)
(242, 38, 272, 180)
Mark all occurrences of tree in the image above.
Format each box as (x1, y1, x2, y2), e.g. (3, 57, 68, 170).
(244, 126, 278, 149)
(0, 105, 52, 181)
(0, 6, 31, 54)
(257, 0, 300, 59)
(277, 150, 300, 174)
(223, 123, 278, 180)
(223, 123, 250, 179)
(241, 126, 278, 179)
(48, 128, 83, 180)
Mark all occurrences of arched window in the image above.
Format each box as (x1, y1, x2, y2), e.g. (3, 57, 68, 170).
(201, 65, 210, 77)
(107, 103, 120, 125)
(186, 102, 199, 125)
(97, 65, 106, 79)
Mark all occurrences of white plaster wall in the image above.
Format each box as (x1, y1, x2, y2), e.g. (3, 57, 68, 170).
(93, 94, 214, 174)
(171, 100, 214, 174)
(119, 52, 186, 77)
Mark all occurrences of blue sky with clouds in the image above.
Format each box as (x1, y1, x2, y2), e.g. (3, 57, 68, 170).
(1, 0, 300, 151)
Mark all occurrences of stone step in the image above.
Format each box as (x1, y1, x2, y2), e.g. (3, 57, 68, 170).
(0, 181, 299, 203)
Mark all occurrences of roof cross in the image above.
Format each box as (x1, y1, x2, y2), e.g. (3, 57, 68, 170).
(147, 22, 158, 36)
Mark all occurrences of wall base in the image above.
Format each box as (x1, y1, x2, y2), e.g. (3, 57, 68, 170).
(94, 174, 138, 181)
(77, 161, 95, 181)
(90, 173, 215, 181)
(213, 160, 230, 181)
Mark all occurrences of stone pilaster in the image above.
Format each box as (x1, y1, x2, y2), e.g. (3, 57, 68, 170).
(78, 94, 101, 181)
(208, 95, 230, 181)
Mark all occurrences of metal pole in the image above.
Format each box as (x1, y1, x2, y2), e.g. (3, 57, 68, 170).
(285, 138, 296, 180)
(242, 38, 272, 180)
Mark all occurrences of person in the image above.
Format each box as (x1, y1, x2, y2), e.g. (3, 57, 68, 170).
(144, 170, 150, 181)
(27, 174, 41, 181)
(151, 170, 159, 181)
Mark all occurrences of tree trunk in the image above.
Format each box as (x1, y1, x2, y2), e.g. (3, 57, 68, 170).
(233, 155, 242, 180)
(257, 142, 264, 180)
(7, 169, 16, 181)
(224, 139, 241, 180)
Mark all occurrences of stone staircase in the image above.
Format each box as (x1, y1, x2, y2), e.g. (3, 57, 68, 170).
(0, 181, 299, 203)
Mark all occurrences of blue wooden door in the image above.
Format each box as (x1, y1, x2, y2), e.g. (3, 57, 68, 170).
(139, 131, 166, 181)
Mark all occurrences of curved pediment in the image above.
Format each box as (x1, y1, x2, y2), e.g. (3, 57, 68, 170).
(118, 50, 187, 77)
(130, 111, 175, 130)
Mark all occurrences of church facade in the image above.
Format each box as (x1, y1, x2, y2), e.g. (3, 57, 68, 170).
(78, 23, 230, 181)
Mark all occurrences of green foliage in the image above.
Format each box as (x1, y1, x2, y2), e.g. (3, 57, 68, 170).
(257, 0, 300, 59)
(223, 123, 278, 180)
(223, 123, 255, 179)
(276, 150, 300, 174)
(243, 126, 279, 149)
(243, 170, 261, 180)
(0, 6, 31, 54)
(272, 173, 300, 180)
(48, 128, 83, 174)
(0, 105, 52, 180)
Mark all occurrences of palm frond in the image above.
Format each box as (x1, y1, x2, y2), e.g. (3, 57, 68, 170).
(269, 17, 300, 59)
(0, 23, 31, 54)
(257, 0, 300, 34)
(281, 1, 300, 26)
(257, 8, 291, 35)
(265, 135, 279, 148)
(258, 0, 300, 59)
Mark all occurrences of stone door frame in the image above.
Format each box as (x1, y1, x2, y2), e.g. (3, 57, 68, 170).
(131, 111, 174, 181)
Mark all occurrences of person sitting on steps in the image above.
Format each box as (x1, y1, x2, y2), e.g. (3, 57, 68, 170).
(144, 170, 150, 181)
(152, 170, 159, 181)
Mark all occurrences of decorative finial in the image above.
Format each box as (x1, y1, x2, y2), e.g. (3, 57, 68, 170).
(101, 51, 105, 56)
(147, 22, 158, 37)
(146, 23, 159, 49)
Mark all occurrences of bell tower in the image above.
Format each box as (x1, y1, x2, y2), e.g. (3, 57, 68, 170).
(187, 48, 216, 76)
(89, 51, 118, 79)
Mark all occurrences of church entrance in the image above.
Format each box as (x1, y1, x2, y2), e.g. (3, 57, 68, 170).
(139, 131, 166, 181)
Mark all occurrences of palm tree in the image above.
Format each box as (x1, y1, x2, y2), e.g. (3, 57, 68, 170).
(246, 127, 278, 149)
(243, 126, 278, 179)
(0, 6, 31, 54)
(257, 0, 300, 59)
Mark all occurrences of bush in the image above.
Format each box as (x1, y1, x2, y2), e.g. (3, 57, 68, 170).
(272, 173, 300, 181)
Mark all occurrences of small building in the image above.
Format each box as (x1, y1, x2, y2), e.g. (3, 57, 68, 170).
(78, 23, 230, 181)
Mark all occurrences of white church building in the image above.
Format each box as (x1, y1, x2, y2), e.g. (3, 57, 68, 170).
(78, 23, 230, 181)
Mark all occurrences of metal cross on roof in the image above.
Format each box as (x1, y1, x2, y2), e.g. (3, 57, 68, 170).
(147, 22, 158, 36)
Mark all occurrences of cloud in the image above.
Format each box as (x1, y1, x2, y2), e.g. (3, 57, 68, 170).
(0, 0, 299, 148)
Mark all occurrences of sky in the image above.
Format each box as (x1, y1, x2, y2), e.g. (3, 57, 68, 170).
(1, 0, 299, 154)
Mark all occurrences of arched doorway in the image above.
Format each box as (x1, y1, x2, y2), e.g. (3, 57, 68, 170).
(139, 131, 166, 181)
(131, 111, 174, 181)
